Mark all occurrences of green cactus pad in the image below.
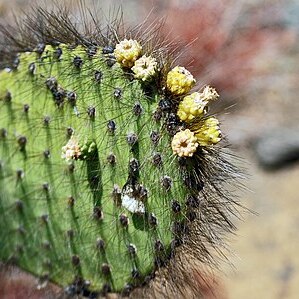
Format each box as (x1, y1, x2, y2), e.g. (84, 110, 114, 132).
(0, 43, 190, 292)
(0, 6, 243, 297)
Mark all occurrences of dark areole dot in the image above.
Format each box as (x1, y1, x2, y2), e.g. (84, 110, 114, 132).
(87, 106, 96, 119)
(101, 283, 112, 295)
(0, 128, 8, 138)
(106, 54, 116, 67)
(64, 285, 76, 296)
(148, 213, 158, 227)
(45, 77, 57, 92)
(96, 238, 105, 251)
(4, 91, 12, 102)
(112, 185, 121, 206)
(72, 255, 80, 267)
(152, 109, 162, 121)
(66, 229, 75, 239)
(17, 136, 27, 150)
(160, 175, 172, 191)
(42, 182, 50, 192)
(166, 113, 181, 136)
(171, 200, 181, 213)
(66, 91, 77, 106)
(93, 206, 103, 220)
(158, 98, 172, 112)
(150, 131, 160, 146)
(53, 88, 65, 107)
(154, 240, 164, 252)
(101, 263, 110, 275)
(94, 70, 103, 83)
(133, 102, 143, 116)
(152, 152, 162, 167)
(43, 149, 51, 159)
(131, 269, 140, 279)
(35, 43, 45, 55)
(127, 244, 137, 256)
(28, 62, 36, 75)
(40, 214, 49, 224)
(87, 46, 97, 58)
(126, 133, 138, 146)
(177, 156, 187, 167)
(107, 153, 116, 165)
(66, 127, 74, 137)
(68, 163, 75, 173)
(67, 196, 75, 207)
(73, 56, 83, 68)
(107, 120, 116, 134)
(16, 169, 24, 180)
(50, 40, 60, 47)
(185, 195, 200, 209)
(12, 57, 20, 69)
(53, 47, 63, 59)
(102, 45, 114, 54)
(186, 210, 197, 222)
(15, 200, 23, 211)
(23, 104, 30, 113)
(138, 185, 148, 200)
(43, 116, 51, 126)
(129, 158, 139, 175)
(122, 284, 133, 296)
(113, 87, 122, 99)
(119, 214, 129, 227)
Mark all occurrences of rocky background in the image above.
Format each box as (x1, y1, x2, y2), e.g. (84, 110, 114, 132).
(1, 0, 299, 298)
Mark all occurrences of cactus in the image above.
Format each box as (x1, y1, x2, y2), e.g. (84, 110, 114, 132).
(0, 5, 242, 298)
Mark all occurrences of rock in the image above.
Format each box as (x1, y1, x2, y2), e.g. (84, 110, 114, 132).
(254, 127, 299, 169)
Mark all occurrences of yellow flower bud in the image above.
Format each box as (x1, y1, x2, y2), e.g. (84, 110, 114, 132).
(166, 66, 196, 95)
(177, 86, 219, 122)
(132, 55, 157, 81)
(171, 129, 199, 157)
(194, 117, 222, 146)
(114, 39, 142, 68)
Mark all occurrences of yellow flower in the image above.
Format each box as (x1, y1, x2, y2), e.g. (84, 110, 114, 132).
(194, 117, 222, 146)
(132, 55, 157, 81)
(177, 86, 219, 122)
(166, 66, 196, 95)
(114, 39, 142, 68)
(171, 129, 199, 157)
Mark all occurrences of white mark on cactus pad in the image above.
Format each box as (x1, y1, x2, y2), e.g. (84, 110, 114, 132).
(121, 185, 145, 214)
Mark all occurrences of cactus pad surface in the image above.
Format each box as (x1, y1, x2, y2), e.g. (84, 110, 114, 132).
(0, 7, 242, 297)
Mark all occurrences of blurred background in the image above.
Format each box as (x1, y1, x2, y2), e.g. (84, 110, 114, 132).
(1, 0, 299, 298)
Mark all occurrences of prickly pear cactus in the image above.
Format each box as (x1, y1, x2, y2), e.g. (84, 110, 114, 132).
(0, 7, 242, 298)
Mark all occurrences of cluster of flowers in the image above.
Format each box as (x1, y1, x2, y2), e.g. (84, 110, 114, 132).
(113, 39, 221, 159)
(62, 39, 222, 161)
(169, 76, 221, 158)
